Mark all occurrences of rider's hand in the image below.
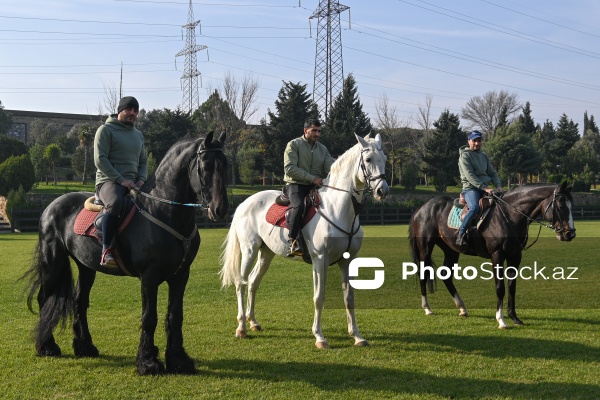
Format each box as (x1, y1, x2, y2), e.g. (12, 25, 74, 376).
(313, 177, 323, 186)
(120, 179, 137, 190)
(496, 187, 504, 194)
(135, 180, 144, 188)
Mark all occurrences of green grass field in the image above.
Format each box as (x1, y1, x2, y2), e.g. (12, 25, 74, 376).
(0, 223, 598, 399)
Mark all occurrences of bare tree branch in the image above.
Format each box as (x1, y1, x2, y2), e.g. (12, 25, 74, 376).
(460, 90, 520, 137)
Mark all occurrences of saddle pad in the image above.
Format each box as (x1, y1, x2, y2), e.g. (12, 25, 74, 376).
(74, 206, 137, 237)
(265, 203, 318, 228)
(447, 205, 463, 230)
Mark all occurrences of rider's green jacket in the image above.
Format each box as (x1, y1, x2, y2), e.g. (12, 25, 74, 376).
(284, 135, 334, 185)
(94, 115, 148, 186)
(458, 145, 501, 191)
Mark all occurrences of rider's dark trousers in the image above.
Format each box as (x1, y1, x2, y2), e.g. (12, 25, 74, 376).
(286, 184, 312, 240)
(97, 181, 128, 248)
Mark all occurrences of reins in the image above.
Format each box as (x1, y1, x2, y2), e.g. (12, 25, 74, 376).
(492, 188, 572, 251)
(315, 148, 380, 256)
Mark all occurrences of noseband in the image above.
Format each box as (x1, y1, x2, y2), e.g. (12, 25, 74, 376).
(543, 190, 576, 236)
(358, 149, 386, 194)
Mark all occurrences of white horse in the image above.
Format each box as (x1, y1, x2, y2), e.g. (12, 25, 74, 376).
(220, 134, 389, 349)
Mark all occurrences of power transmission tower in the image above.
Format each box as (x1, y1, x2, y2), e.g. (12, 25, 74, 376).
(309, 0, 349, 121)
(175, 0, 207, 114)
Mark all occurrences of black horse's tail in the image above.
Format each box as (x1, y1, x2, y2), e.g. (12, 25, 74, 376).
(23, 240, 74, 342)
(408, 209, 436, 293)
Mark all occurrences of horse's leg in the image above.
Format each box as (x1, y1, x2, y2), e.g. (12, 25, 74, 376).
(338, 258, 368, 347)
(492, 252, 509, 329)
(506, 253, 524, 325)
(72, 263, 99, 357)
(246, 248, 275, 333)
(165, 265, 196, 374)
(441, 249, 468, 317)
(312, 257, 329, 349)
(235, 244, 259, 339)
(418, 239, 435, 315)
(136, 278, 165, 375)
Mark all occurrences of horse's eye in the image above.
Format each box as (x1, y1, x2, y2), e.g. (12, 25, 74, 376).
(365, 158, 371, 163)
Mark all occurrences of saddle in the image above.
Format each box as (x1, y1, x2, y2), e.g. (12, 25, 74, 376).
(73, 196, 136, 269)
(265, 189, 320, 229)
(447, 194, 494, 230)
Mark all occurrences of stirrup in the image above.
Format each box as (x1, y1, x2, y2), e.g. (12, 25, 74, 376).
(286, 239, 302, 257)
(101, 248, 118, 267)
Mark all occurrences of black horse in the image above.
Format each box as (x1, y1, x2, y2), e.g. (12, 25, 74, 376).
(408, 182, 576, 329)
(24, 132, 228, 375)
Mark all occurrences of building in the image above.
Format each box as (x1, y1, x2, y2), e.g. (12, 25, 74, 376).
(5, 109, 103, 143)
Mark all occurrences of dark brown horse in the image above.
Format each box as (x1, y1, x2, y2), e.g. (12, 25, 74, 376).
(408, 182, 576, 329)
(24, 132, 228, 374)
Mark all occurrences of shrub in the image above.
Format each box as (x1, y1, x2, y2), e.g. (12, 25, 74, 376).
(0, 154, 36, 196)
(6, 185, 32, 213)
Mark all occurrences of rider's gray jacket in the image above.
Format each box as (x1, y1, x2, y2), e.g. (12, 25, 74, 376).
(284, 135, 334, 185)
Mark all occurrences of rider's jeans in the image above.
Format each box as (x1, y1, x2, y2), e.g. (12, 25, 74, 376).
(459, 188, 484, 236)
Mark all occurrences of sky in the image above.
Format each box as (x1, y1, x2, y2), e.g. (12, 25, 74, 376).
(1, 0, 600, 133)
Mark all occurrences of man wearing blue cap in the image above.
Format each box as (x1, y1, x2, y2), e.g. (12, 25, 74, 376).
(456, 130, 503, 246)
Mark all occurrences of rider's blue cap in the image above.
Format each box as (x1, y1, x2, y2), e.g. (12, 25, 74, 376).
(468, 131, 482, 140)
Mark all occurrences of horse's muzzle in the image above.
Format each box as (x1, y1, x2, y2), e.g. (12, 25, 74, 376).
(556, 227, 576, 242)
(374, 181, 390, 201)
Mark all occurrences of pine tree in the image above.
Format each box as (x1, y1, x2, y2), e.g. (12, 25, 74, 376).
(324, 74, 372, 156)
(263, 81, 316, 179)
(516, 101, 537, 135)
(421, 109, 465, 192)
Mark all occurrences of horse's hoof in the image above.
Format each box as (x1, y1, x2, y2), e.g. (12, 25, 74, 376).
(250, 324, 263, 332)
(498, 325, 509, 330)
(424, 309, 434, 316)
(73, 339, 99, 358)
(355, 340, 369, 347)
(36, 341, 61, 357)
(315, 341, 329, 349)
(166, 350, 197, 375)
(459, 311, 469, 317)
(514, 320, 524, 326)
(137, 360, 165, 376)
(235, 329, 247, 339)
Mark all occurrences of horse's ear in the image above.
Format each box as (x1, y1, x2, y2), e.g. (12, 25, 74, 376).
(355, 133, 368, 149)
(218, 131, 226, 145)
(202, 131, 215, 147)
(559, 180, 568, 192)
(364, 132, 372, 139)
(374, 133, 383, 150)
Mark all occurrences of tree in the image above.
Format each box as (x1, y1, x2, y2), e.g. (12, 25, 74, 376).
(68, 123, 96, 184)
(0, 134, 28, 164)
(324, 74, 372, 156)
(0, 100, 13, 135)
(0, 154, 35, 196)
(422, 109, 465, 192)
(237, 142, 262, 185)
(485, 122, 543, 186)
(460, 90, 520, 137)
(263, 81, 317, 179)
(44, 144, 61, 185)
(554, 113, 580, 176)
(374, 93, 400, 186)
(515, 101, 538, 135)
(137, 108, 194, 165)
(219, 72, 260, 185)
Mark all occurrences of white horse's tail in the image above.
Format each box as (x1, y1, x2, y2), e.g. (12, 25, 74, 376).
(219, 219, 243, 287)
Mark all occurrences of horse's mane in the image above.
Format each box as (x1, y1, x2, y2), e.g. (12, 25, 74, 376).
(328, 142, 363, 176)
(328, 134, 385, 177)
(503, 183, 572, 201)
(142, 134, 205, 191)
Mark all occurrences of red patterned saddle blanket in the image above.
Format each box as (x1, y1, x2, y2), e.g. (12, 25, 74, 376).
(73, 206, 136, 239)
(265, 196, 320, 229)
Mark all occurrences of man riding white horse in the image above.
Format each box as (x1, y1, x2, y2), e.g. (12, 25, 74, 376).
(283, 118, 334, 257)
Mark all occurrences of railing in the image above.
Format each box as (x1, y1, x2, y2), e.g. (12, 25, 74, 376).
(9, 206, 600, 232)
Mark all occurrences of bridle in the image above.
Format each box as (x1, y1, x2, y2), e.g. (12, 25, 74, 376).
(316, 147, 386, 254)
(493, 188, 575, 250)
(127, 146, 224, 273)
(132, 147, 224, 209)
